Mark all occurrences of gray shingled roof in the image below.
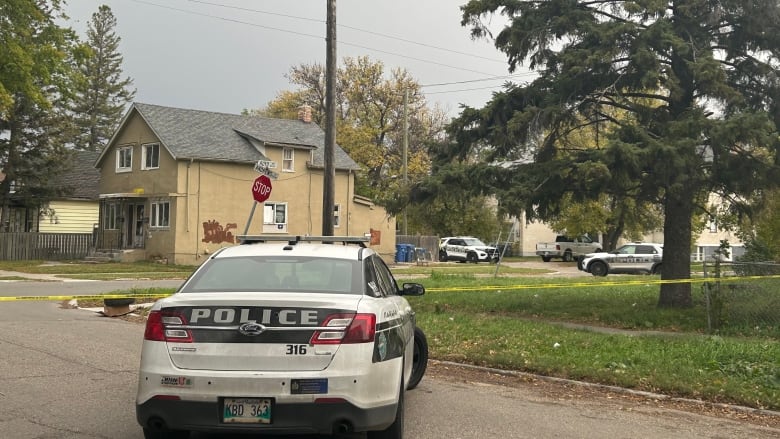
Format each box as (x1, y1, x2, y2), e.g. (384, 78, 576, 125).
(57, 150, 101, 200)
(124, 103, 360, 170)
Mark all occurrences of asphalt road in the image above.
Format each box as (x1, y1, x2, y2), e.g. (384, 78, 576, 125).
(0, 280, 777, 439)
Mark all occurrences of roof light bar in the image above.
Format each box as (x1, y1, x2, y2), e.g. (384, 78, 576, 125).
(237, 235, 369, 247)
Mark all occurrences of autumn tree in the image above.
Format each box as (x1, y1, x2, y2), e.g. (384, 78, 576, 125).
(70, 4, 135, 151)
(0, 1, 83, 231)
(250, 57, 447, 203)
(733, 189, 780, 263)
(441, 0, 780, 307)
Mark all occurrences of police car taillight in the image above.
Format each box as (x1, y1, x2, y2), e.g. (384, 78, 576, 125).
(144, 310, 193, 343)
(310, 313, 376, 344)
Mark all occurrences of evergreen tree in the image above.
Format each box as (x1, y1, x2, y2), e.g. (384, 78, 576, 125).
(0, 1, 81, 231)
(71, 5, 135, 151)
(442, 0, 780, 307)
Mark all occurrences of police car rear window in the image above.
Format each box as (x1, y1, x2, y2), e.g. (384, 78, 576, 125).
(180, 256, 362, 294)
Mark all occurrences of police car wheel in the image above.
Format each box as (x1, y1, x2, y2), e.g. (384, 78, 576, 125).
(466, 252, 478, 263)
(439, 250, 448, 262)
(407, 327, 428, 390)
(368, 380, 404, 439)
(652, 264, 662, 275)
(590, 261, 608, 277)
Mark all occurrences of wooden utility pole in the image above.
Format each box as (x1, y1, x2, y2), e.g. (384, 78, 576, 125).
(402, 88, 409, 235)
(322, 0, 337, 236)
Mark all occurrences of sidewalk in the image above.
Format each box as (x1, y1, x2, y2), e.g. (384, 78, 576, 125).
(0, 269, 72, 282)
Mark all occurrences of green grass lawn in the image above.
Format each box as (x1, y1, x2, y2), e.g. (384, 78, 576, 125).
(4, 259, 777, 410)
(406, 280, 779, 410)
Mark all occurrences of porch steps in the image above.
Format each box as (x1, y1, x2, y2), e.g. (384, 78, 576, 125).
(84, 251, 121, 263)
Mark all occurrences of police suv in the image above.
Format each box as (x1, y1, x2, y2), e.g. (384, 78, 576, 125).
(136, 235, 428, 439)
(438, 236, 499, 263)
(579, 242, 663, 276)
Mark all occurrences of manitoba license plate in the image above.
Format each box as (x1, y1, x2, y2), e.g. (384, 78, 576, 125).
(222, 397, 272, 424)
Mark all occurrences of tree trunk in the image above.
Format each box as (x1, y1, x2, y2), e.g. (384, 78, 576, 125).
(658, 190, 694, 307)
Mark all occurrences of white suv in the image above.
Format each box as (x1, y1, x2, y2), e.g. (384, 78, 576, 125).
(439, 236, 499, 263)
(579, 242, 663, 276)
(136, 235, 428, 439)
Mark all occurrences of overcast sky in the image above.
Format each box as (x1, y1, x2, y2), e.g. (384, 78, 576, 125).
(63, 0, 535, 119)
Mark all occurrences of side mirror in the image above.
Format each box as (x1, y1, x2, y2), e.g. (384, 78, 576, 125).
(401, 282, 425, 296)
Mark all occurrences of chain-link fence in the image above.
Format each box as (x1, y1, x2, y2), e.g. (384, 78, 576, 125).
(701, 260, 780, 337)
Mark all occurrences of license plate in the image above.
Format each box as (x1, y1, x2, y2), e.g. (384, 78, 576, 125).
(222, 397, 272, 424)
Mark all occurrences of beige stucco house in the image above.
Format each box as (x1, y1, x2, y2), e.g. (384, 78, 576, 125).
(94, 103, 396, 265)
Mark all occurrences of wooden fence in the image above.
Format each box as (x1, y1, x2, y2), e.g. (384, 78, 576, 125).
(396, 235, 440, 262)
(0, 232, 93, 261)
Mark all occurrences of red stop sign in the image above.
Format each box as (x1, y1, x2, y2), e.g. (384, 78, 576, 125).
(251, 175, 273, 203)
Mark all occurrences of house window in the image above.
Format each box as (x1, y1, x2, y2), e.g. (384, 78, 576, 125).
(150, 200, 170, 228)
(282, 147, 294, 172)
(116, 146, 132, 172)
(263, 202, 287, 225)
(334, 204, 341, 228)
(708, 216, 718, 233)
(104, 203, 119, 230)
(142, 143, 160, 170)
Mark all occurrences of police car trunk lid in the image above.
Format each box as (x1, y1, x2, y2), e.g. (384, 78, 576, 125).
(160, 293, 363, 371)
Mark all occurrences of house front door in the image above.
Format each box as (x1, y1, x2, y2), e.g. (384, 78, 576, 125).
(126, 204, 145, 248)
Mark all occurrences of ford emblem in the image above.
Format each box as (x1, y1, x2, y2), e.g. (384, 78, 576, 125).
(238, 322, 267, 336)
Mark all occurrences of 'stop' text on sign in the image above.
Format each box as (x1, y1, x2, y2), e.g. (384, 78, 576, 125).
(252, 175, 273, 203)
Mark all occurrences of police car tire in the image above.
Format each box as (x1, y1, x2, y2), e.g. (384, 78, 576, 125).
(439, 250, 448, 262)
(368, 380, 404, 439)
(143, 428, 189, 439)
(407, 327, 428, 390)
(466, 252, 478, 263)
(590, 261, 608, 277)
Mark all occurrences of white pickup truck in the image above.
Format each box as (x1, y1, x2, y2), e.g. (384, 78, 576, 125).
(536, 235, 602, 262)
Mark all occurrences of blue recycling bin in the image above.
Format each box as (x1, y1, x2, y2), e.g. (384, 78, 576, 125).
(395, 244, 407, 263)
(403, 244, 416, 262)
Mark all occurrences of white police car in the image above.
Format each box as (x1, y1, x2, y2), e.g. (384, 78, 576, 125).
(438, 236, 499, 263)
(579, 242, 663, 276)
(136, 235, 428, 439)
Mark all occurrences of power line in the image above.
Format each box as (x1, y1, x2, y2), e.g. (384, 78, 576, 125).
(425, 84, 513, 95)
(186, 0, 507, 64)
(131, 0, 501, 76)
(132, 0, 323, 39)
(421, 73, 538, 88)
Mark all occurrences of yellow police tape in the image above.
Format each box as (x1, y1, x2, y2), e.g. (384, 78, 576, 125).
(0, 293, 169, 302)
(1, 274, 779, 301)
(425, 274, 780, 292)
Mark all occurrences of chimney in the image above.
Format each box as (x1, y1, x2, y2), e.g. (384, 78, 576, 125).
(298, 105, 312, 123)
